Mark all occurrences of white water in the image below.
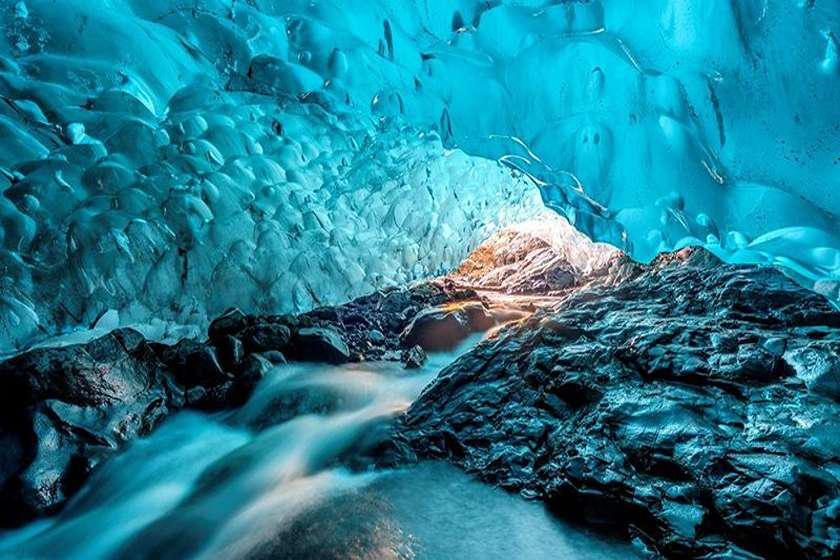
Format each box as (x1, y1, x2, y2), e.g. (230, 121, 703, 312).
(1, 334, 634, 559)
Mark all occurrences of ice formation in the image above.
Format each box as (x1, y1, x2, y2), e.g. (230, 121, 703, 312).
(1, 0, 838, 352)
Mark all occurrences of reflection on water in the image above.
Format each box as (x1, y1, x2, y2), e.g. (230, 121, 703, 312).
(1, 333, 634, 559)
(253, 462, 637, 560)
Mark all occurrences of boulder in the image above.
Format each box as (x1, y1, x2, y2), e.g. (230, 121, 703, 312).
(208, 308, 249, 344)
(294, 280, 479, 362)
(368, 329, 386, 344)
(0, 329, 180, 527)
(226, 353, 274, 405)
(216, 335, 245, 368)
(400, 307, 471, 351)
(240, 323, 292, 354)
(157, 339, 229, 387)
(0, 320, 280, 527)
(400, 300, 495, 352)
(258, 350, 287, 364)
(401, 345, 427, 369)
(461, 301, 496, 331)
(290, 327, 351, 364)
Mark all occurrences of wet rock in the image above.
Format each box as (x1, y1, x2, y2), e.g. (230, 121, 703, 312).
(0, 329, 179, 526)
(226, 354, 274, 406)
(216, 335, 245, 368)
(207, 308, 249, 344)
(0, 277, 512, 527)
(239, 353, 273, 382)
(290, 327, 351, 364)
(258, 350, 287, 364)
(461, 301, 496, 331)
(239, 323, 292, 354)
(369, 329, 386, 344)
(392, 248, 840, 559)
(0, 321, 278, 526)
(294, 280, 482, 361)
(400, 307, 472, 351)
(379, 289, 412, 315)
(191, 381, 239, 411)
(400, 300, 494, 352)
(157, 339, 229, 387)
(185, 385, 208, 406)
(401, 345, 427, 369)
(785, 343, 840, 401)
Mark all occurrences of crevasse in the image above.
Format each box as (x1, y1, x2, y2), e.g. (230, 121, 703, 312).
(1, 0, 838, 353)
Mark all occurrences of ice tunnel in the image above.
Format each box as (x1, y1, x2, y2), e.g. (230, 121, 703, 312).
(4, 3, 840, 558)
(1, 0, 838, 353)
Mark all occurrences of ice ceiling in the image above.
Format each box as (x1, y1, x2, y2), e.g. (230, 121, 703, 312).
(0, 0, 838, 352)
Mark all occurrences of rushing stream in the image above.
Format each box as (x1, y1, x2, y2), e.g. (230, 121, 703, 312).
(1, 333, 634, 559)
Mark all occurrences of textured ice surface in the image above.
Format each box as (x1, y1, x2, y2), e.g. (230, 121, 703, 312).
(1, 1, 838, 351)
(0, 1, 545, 353)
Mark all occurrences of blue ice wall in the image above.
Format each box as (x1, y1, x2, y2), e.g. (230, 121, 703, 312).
(269, 0, 840, 285)
(0, 0, 838, 351)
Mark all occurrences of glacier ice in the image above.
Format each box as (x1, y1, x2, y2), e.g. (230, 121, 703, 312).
(0, 0, 838, 352)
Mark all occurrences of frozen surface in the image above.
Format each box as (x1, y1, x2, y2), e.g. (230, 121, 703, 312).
(1, 0, 838, 351)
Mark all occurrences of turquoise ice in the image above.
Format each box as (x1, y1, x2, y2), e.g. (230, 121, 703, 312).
(1, 1, 838, 352)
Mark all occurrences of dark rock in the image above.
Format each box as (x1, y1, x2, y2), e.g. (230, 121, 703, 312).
(399, 300, 495, 351)
(0, 329, 179, 526)
(401, 345, 427, 369)
(208, 308, 249, 344)
(400, 307, 471, 351)
(240, 323, 292, 354)
(368, 329, 386, 344)
(158, 339, 229, 387)
(185, 385, 208, 406)
(545, 370, 603, 409)
(191, 381, 238, 410)
(785, 342, 840, 401)
(292, 279, 484, 362)
(0, 316, 281, 526)
(342, 312, 368, 327)
(216, 335, 245, 369)
(391, 248, 840, 559)
(0, 328, 152, 408)
(258, 350, 287, 364)
(307, 306, 340, 323)
(290, 327, 351, 364)
(226, 354, 273, 406)
(238, 353, 272, 384)
(379, 289, 411, 315)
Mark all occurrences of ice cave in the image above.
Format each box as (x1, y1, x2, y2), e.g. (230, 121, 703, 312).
(0, 1, 838, 558)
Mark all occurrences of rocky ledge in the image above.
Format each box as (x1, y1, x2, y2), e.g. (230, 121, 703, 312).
(0, 279, 492, 527)
(388, 249, 840, 558)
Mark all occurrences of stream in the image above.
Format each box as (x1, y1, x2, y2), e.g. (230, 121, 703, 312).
(1, 333, 635, 559)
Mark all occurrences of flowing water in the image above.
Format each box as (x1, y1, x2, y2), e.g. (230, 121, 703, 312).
(1, 334, 634, 559)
